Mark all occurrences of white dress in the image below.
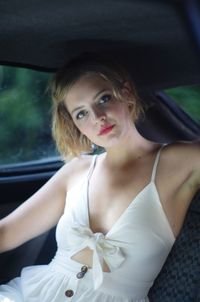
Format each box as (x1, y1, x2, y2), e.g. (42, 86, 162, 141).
(0, 148, 175, 302)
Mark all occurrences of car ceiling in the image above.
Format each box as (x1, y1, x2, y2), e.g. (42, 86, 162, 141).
(0, 0, 199, 91)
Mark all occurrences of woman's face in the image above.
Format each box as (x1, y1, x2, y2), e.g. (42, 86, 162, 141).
(64, 75, 134, 149)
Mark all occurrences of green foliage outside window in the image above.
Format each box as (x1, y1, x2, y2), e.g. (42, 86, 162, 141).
(0, 66, 57, 166)
(165, 86, 200, 124)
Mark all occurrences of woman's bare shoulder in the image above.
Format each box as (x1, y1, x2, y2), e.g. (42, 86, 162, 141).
(60, 154, 96, 189)
(163, 140, 200, 176)
(64, 154, 95, 171)
(164, 140, 200, 159)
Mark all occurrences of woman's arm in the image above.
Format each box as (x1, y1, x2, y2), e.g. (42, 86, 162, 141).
(188, 140, 200, 191)
(172, 140, 200, 212)
(0, 156, 89, 253)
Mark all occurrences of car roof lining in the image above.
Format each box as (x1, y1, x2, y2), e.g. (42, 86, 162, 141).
(0, 0, 200, 90)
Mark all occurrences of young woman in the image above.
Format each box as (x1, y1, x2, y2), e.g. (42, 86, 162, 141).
(0, 53, 199, 302)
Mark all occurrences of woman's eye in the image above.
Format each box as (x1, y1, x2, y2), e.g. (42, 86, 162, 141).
(76, 110, 88, 120)
(99, 94, 112, 104)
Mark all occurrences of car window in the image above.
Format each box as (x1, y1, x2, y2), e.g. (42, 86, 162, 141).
(164, 85, 200, 124)
(0, 65, 58, 167)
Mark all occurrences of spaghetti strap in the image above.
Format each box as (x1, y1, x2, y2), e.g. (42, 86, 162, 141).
(151, 145, 166, 182)
(87, 154, 98, 180)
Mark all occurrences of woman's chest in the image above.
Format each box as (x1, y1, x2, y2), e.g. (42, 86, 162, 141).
(88, 170, 152, 234)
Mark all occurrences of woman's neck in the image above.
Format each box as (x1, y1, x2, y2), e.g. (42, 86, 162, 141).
(103, 126, 161, 169)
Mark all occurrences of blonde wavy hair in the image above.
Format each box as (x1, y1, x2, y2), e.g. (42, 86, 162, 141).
(51, 53, 143, 160)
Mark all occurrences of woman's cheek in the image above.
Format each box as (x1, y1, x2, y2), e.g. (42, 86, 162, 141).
(78, 121, 91, 136)
(73, 120, 85, 135)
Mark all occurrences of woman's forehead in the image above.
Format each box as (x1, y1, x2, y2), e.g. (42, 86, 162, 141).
(73, 74, 111, 89)
(64, 75, 112, 108)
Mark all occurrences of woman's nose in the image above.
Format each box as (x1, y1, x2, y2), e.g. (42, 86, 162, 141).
(91, 108, 106, 123)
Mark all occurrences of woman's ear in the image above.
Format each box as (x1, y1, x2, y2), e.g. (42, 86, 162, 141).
(121, 81, 132, 98)
(121, 81, 135, 112)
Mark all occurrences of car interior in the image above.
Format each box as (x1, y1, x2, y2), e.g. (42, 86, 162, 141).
(0, 1, 200, 301)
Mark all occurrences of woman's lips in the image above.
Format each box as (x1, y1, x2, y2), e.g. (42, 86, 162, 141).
(98, 125, 115, 136)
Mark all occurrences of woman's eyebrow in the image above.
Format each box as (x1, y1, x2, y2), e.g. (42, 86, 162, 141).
(71, 105, 84, 115)
(71, 106, 83, 114)
(71, 89, 107, 115)
(93, 89, 106, 100)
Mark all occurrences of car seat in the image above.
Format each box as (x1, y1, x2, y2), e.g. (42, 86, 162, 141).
(149, 191, 200, 302)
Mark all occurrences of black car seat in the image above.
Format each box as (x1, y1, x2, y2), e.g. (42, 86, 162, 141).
(149, 191, 200, 302)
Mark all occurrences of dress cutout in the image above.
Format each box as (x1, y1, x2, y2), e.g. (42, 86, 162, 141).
(0, 147, 175, 302)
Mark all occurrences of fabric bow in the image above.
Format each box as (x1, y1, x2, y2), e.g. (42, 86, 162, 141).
(68, 225, 125, 290)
